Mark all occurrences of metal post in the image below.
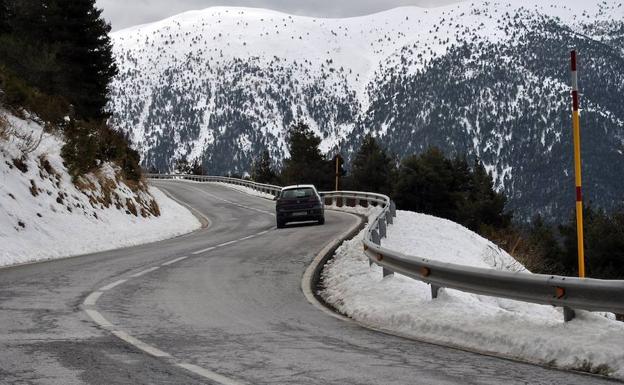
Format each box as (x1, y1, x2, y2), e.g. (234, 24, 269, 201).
(431, 284, 440, 299)
(386, 210, 393, 225)
(390, 201, 397, 217)
(570, 50, 586, 278)
(378, 219, 387, 238)
(335, 155, 340, 191)
(563, 306, 576, 322)
(369, 230, 379, 266)
(371, 230, 380, 245)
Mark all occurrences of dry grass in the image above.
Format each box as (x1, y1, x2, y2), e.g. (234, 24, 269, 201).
(72, 165, 160, 218)
(481, 227, 550, 274)
(0, 113, 10, 141)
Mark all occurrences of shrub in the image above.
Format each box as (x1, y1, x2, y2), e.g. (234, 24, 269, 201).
(0, 67, 70, 127)
(62, 120, 142, 182)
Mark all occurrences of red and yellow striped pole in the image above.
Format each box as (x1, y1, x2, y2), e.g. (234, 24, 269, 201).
(570, 50, 585, 278)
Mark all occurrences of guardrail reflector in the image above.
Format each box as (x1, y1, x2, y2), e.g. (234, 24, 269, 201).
(376, 253, 383, 261)
(420, 267, 431, 277)
(555, 287, 566, 299)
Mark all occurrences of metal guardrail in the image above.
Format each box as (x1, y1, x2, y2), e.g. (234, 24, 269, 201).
(147, 173, 282, 196)
(148, 173, 624, 321)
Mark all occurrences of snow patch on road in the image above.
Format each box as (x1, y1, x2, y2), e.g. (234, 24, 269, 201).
(321, 210, 624, 379)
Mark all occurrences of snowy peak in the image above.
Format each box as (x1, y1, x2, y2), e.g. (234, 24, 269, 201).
(108, 1, 624, 220)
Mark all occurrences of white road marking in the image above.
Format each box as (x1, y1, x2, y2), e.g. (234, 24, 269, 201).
(99, 279, 127, 291)
(162, 256, 188, 266)
(112, 330, 171, 358)
(183, 184, 274, 217)
(176, 363, 246, 385)
(192, 229, 273, 254)
(191, 246, 215, 255)
(130, 267, 160, 278)
(81, 183, 278, 385)
(83, 291, 102, 306)
(84, 309, 113, 328)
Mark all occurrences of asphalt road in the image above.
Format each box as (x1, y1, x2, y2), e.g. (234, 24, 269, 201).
(0, 181, 617, 385)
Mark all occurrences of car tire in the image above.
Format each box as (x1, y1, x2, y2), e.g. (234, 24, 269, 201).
(318, 217, 325, 225)
(276, 219, 285, 228)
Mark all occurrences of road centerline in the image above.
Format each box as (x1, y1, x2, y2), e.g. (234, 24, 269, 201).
(162, 256, 189, 266)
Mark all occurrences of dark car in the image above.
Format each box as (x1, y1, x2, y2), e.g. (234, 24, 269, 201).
(275, 185, 325, 228)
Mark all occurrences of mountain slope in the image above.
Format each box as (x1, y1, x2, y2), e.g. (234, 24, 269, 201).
(108, 1, 624, 220)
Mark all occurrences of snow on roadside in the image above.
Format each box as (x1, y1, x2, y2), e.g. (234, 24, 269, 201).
(0, 109, 200, 267)
(321, 210, 624, 378)
(213, 181, 275, 200)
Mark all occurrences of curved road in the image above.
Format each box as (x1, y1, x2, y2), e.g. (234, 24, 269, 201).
(0, 181, 616, 384)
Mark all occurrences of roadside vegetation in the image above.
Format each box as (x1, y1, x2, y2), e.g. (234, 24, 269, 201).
(0, 0, 141, 183)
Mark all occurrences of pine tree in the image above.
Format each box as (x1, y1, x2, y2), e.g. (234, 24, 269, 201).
(0, 0, 116, 120)
(190, 159, 204, 175)
(393, 148, 511, 231)
(281, 121, 332, 189)
(394, 148, 456, 219)
(350, 134, 396, 195)
(471, 160, 510, 229)
(251, 149, 276, 184)
(560, 205, 624, 279)
(45, 0, 118, 120)
(0, 0, 11, 34)
(173, 156, 192, 174)
(527, 215, 564, 275)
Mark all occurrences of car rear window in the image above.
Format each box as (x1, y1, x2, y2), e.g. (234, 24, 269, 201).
(281, 188, 315, 199)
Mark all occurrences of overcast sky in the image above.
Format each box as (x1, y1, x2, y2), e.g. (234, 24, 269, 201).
(96, 0, 460, 31)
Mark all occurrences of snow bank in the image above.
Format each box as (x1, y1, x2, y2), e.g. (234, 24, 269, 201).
(321, 210, 624, 378)
(214, 181, 275, 200)
(0, 109, 200, 267)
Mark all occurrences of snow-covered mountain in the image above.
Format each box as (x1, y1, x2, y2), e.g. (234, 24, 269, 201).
(108, 1, 624, 220)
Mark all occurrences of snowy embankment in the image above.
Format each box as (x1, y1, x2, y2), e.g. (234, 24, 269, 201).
(214, 182, 275, 200)
(321, 210, 624, 378)
(0, 109, 200, 267)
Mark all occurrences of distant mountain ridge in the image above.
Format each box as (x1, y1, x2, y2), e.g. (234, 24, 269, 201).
(107, 1, 624, 220)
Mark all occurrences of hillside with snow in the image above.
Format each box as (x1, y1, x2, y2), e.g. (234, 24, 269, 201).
(108, 0, 624, 220)
(321, 209, 624, 378)
(0, 107, 200, 267)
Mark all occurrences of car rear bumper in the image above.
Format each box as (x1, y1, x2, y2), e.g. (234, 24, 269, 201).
(277, 208, 324, 223)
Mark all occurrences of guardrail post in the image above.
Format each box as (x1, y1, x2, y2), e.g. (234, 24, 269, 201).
(431, 284, 440, 299)
(378, 219, 387, 238)
(386, 210, 393, 225)
(390, 201, 396, 217)
(383, 267, 393, 278)
(370, 230, 380, 267)
(371, 230, 380, 245)
(563, 306, 575, 322)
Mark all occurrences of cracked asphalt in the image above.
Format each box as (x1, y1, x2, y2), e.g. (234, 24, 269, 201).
(0, 181, 617, 384)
